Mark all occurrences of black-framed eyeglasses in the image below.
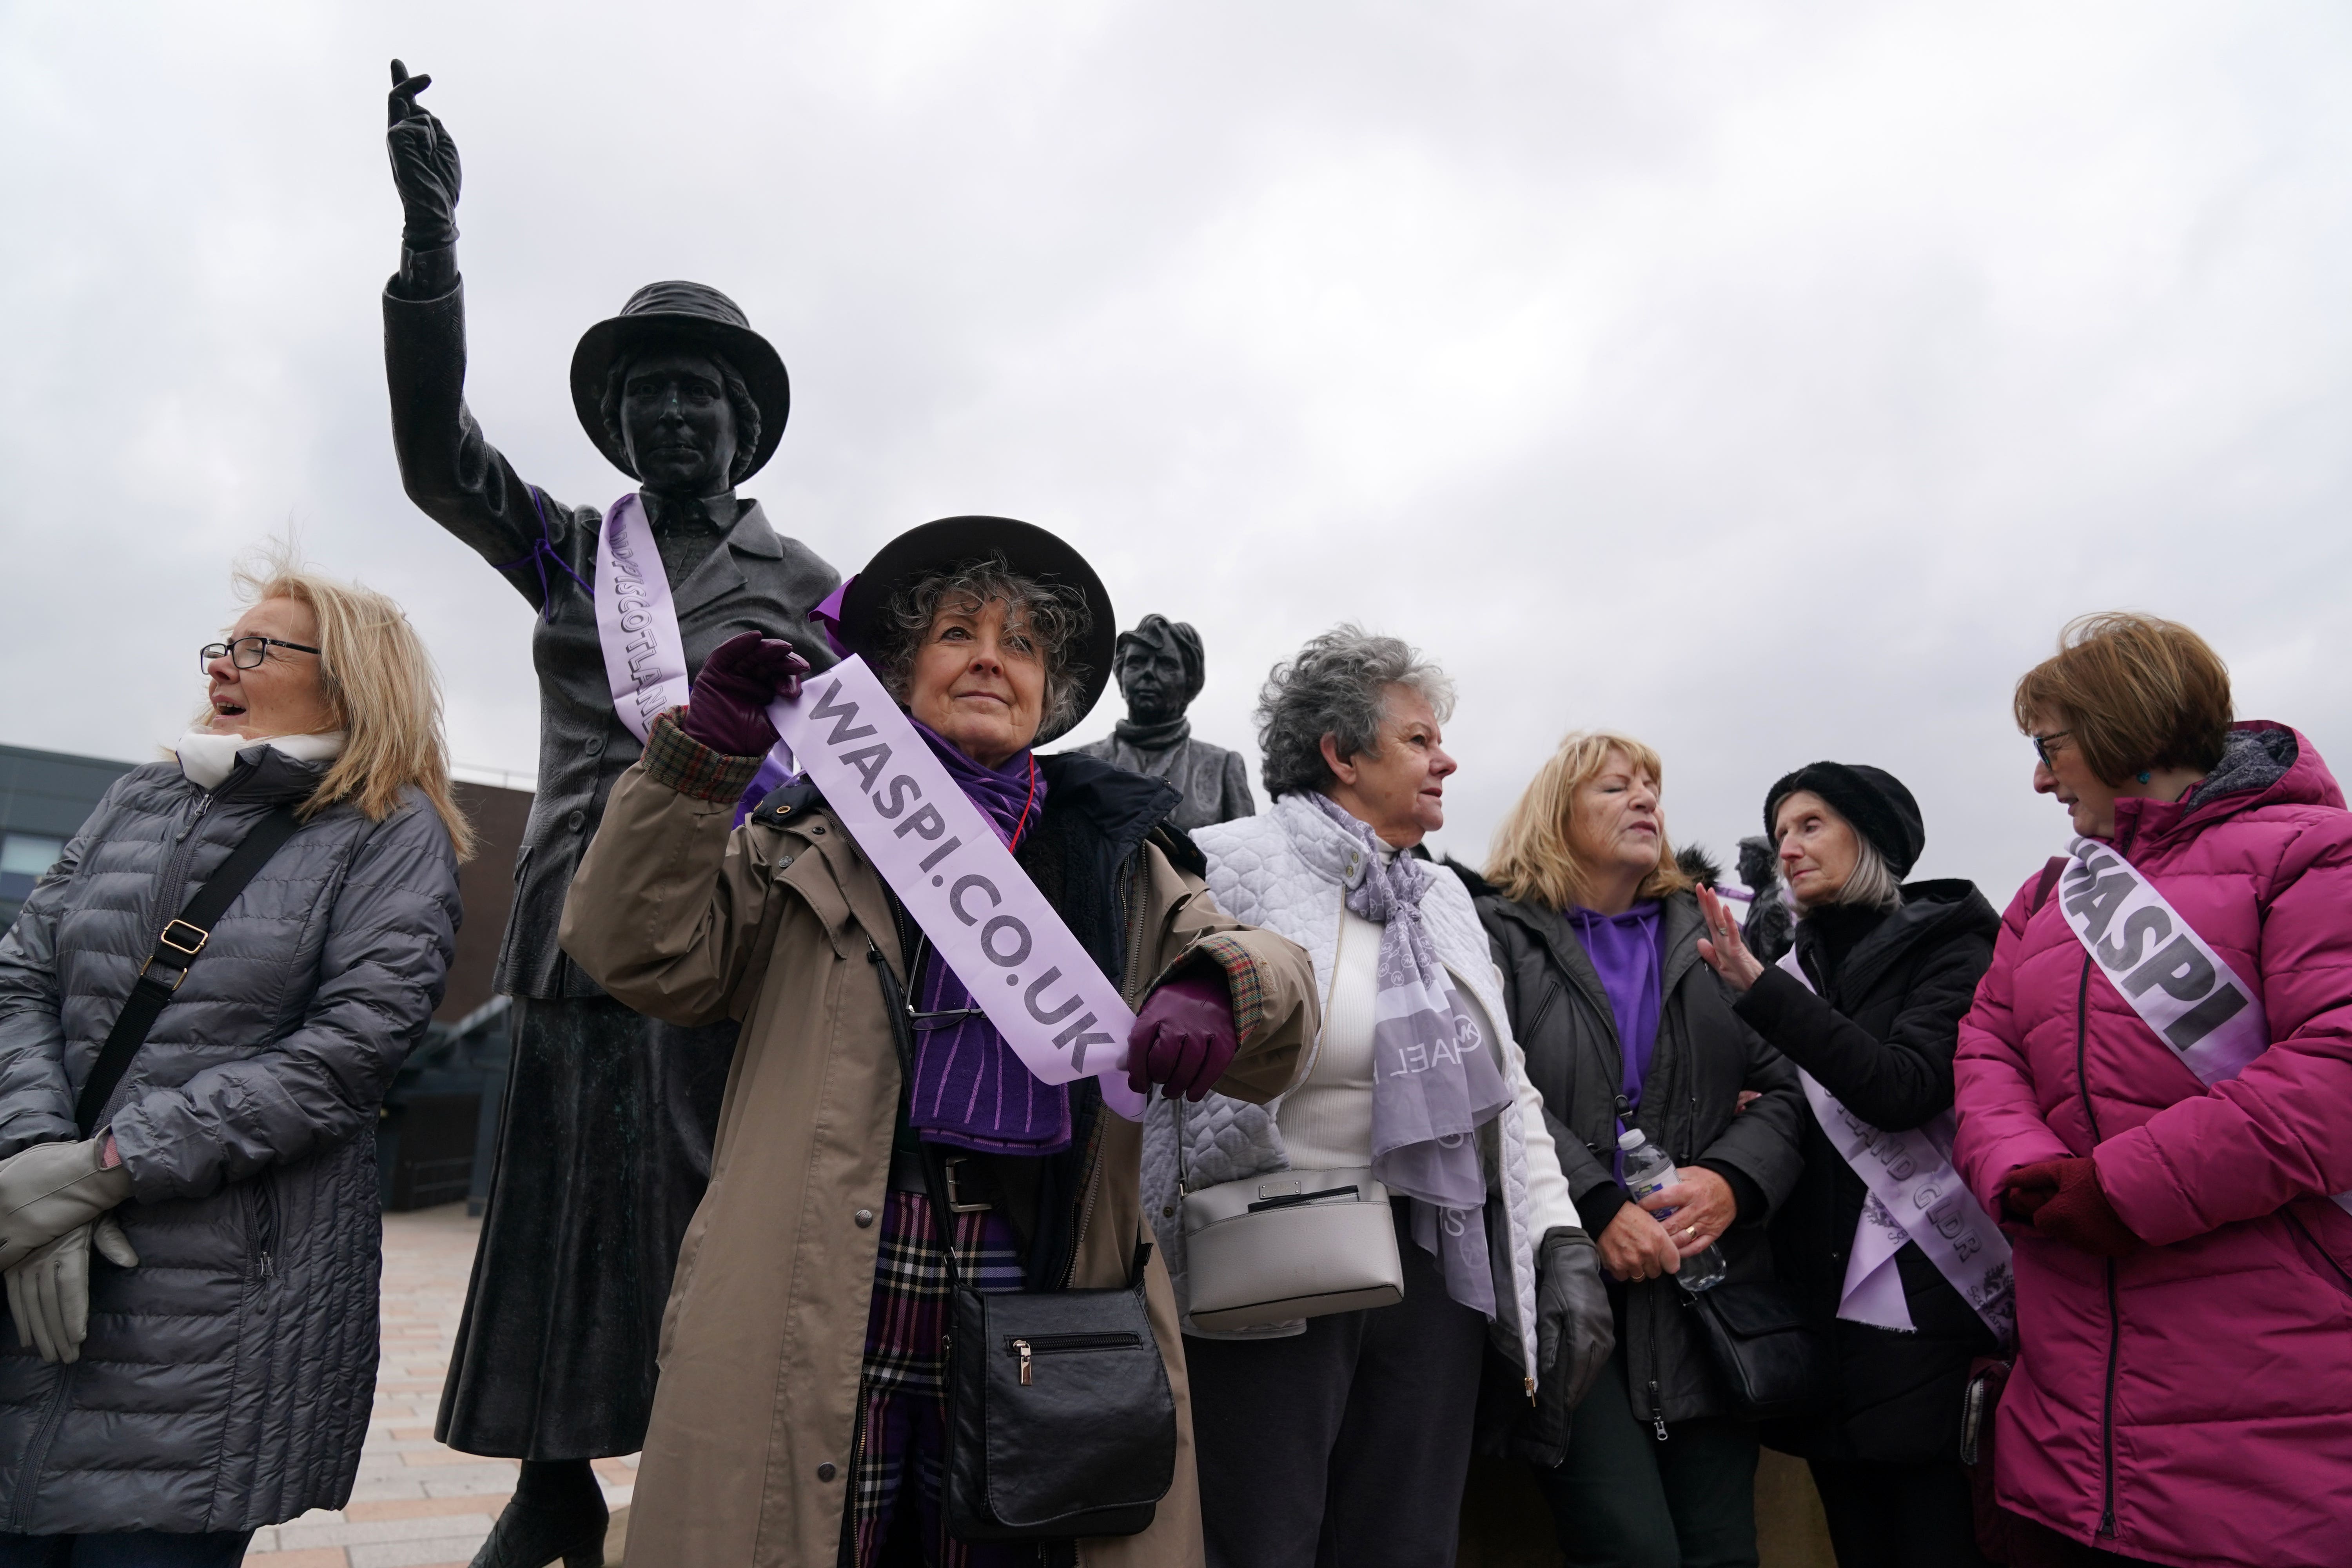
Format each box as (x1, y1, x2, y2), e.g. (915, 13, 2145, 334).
(200, 635, 321, 672)
(2031, 730, 2072, 767)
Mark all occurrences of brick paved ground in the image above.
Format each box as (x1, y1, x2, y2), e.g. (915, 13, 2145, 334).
(238, 1203, 635, 1568)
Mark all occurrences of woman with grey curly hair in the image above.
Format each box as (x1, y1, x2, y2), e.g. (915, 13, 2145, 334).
(1149, 626, 1613, 1568)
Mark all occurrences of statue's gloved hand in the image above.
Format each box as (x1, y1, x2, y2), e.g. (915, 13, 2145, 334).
(6, 1217, 136, 1366)
(386, 59, 462, 251)
(0, 1139, 131, 1269)
(1126, 965, 1239, 1102)
(681, 633, 810, 758)
(1535, 1227, 1615, 1415)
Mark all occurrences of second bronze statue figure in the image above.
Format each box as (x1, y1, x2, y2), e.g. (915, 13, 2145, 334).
(1076, 612, 1256, 829)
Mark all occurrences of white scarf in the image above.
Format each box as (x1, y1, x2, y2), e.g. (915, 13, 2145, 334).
(171, 730, 345, 789)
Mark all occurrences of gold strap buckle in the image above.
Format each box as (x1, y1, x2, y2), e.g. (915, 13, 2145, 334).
(157, 920, 209, 959)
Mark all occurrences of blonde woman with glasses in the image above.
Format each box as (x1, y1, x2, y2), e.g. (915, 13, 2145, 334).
(1475, 731, 1803, 1568)
(0, 551, 467, 1567)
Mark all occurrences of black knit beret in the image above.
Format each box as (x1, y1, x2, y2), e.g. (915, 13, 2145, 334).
(1763, 762, 1925, 880)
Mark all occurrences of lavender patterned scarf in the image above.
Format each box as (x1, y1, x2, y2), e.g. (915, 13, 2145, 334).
(903, 719, 1069, 1155)
(1311, 795, 1512, 1317)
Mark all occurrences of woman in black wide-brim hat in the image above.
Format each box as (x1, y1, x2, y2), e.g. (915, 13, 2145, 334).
(379, 63, 840, 1568)
(557, 516, 1321, 1567)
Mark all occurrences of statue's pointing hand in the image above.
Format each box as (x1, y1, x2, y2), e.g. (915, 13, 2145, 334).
(386, 60, 461, 251)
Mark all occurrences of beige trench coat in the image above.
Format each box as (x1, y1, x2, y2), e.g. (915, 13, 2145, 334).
(560, 758, 1317, 1568)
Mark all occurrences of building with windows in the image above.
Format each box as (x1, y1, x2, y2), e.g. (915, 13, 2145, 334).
(0, 741, 538, 1212)
(0, 743, 139, 929)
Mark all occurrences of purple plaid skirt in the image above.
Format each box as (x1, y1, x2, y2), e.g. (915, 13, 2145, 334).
(846, 1190, 1036, 1567)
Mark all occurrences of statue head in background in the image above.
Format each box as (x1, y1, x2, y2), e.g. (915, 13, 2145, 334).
(1112, 614, 1206, 731)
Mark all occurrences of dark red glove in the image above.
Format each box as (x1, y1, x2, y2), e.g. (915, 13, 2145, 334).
(1125, 965, 1239, 1102)
(2000, 1162, 2059, 1224)
(680, 633, 809, 757)
(2004, 1158, 2141, 1257)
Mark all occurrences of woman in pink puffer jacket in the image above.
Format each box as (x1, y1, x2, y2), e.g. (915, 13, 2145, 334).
(1955, 613, 2352, 1568)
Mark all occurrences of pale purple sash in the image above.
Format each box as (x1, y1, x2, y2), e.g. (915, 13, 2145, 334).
(766, 657, 1148, 1119)
(592, 493, 795, 820)
(2058, 836, 2352, 1215)
(1776, 951, 2015, 1340)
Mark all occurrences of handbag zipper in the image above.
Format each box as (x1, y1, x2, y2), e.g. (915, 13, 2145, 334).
(1008, 1331, 1142, 1385)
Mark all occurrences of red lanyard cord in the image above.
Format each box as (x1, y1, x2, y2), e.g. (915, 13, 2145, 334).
(1009, 755, 1040, 848)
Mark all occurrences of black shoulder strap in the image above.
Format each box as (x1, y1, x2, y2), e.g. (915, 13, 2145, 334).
(2028, 855, 2067, 916)
(77, 804, 305, 1136)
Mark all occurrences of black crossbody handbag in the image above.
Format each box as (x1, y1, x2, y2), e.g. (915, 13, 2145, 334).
(1684, 1278, 1829, 1420)
(76, 804, 305, 1134)
(870, 946, 1177, 1542)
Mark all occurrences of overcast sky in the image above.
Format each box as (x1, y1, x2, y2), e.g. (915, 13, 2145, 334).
(4, 2, 2348, 899)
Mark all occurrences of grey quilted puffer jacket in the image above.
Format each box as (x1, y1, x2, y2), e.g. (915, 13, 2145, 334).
(0, 747, 459, 1535)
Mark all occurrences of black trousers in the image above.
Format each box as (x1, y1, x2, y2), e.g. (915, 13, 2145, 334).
(437, 994, 735, 1458)
(1185, 1205, 1488, 1568)
(1808, 1459, 1990, 1568)
(1531, 1350, 1759, 1568)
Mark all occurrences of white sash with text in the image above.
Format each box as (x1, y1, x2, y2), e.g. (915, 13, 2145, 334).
(2056, 835, 2352, 1215)
(768, 657, 1148, 1119)
(1777, 952, 2015, 1340)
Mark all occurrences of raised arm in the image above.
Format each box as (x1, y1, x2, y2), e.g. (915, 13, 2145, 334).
(381, 60, 587, 607)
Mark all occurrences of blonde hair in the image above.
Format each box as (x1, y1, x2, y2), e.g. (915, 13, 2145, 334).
(223, 546, 475, 858)
(1485, 730, 1691, 911)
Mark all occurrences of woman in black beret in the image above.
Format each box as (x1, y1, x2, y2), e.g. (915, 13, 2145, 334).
(1694, 764, 2009, 1568)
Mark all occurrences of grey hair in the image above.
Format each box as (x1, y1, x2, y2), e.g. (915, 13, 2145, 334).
(1256, 624, 1457, 799)
(1797, 831, 1904, 916)
(871, 556, 1095, 738)
(599, 350, 764, 484)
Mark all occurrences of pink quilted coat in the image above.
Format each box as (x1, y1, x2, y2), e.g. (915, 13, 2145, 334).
(1955, 722, 2352, 1568)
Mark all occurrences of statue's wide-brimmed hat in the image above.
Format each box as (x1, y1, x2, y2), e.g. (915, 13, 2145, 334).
(569, 281, 791, 481)
(825, 516, 1118, 746)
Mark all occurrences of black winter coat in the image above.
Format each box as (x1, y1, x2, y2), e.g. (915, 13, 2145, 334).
(0, 751, 459, 1532)
(1731, 880, 2001, 1465)
(1480, 889, 1805, 1429)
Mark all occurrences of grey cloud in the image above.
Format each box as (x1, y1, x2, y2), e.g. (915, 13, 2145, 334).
(3, 1, 2348, 907)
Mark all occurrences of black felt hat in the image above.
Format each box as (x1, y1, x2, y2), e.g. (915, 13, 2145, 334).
(1763, 762, 1926, 879)
(570, 281, 791, 481)
(834, 517, 1117, 746)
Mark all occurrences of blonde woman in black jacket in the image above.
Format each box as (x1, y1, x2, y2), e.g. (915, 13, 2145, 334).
(1476, 731, 1804, 1568)
(1696, 764, 2002, 1568)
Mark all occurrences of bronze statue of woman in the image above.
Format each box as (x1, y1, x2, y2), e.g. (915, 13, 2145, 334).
(380, 62, 838, 1568)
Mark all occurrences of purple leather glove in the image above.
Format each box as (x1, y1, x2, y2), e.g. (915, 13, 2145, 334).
(1126, 965, 1240, 1102)
(680, 633, 810, 757)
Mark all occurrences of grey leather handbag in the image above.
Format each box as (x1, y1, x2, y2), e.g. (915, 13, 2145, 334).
(1175, 1101, 1406, 1332)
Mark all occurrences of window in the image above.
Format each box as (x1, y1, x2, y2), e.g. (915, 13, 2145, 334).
(0, 833, 64, 905)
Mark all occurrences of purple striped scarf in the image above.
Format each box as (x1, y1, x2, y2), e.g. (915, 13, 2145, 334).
(902, 719, 1069, 1154)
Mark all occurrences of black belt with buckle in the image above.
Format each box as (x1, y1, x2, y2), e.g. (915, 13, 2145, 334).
(888, 1147, 996, 1212)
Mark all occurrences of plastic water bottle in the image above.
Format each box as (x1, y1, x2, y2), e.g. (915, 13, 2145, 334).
(1618, 1128, 1728, 1293)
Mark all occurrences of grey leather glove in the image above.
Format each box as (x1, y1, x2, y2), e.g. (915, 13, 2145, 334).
(0, 1139, 132, 1267)
(7, 1218, 137, 1365)
(1537, 1226, 1614, 1414)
